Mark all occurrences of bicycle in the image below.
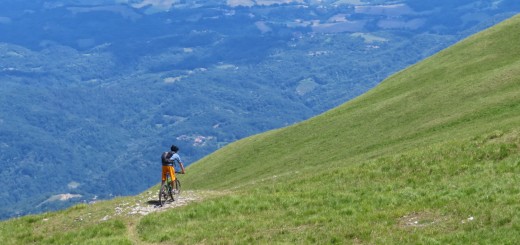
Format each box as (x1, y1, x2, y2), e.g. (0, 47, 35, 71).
(158, 172, 182, 206)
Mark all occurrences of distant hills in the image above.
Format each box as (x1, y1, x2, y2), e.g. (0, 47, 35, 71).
(1, 0, 519, 219)
(1, 12, 519, 244)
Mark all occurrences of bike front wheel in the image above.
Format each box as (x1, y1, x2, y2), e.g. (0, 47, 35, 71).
(172, 179, 181, 195)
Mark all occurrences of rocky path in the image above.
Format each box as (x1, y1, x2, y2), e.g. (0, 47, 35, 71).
(101, 190, 201, 221)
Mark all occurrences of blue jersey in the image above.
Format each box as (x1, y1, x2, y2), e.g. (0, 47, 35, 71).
(170, 153, 182, 166)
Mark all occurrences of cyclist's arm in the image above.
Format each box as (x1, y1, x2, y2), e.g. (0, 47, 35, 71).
(171, 153, 185, 174)
(179, 162, 186, 174)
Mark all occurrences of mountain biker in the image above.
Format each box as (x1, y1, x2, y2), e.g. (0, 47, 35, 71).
(161, 145, 186, 189)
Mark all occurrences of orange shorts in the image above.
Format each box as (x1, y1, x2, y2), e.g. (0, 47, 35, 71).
(161, 165, 176, 182)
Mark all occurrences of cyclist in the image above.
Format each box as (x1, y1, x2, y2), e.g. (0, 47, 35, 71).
(161, 144, 186, 190)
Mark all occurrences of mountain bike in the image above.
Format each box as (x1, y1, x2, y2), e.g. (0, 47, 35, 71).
(158, 172, 181, 206)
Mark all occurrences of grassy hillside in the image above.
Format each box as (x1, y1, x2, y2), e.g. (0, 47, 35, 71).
(2, 14, 520, 244)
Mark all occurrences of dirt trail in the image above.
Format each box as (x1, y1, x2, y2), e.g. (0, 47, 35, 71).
(122, 190, 199, 244)
(113, 190, 222, 244)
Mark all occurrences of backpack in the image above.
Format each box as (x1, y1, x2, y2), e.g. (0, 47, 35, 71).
(161, 151, 173, 164)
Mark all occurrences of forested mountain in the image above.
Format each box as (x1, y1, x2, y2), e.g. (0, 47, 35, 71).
(1, 12, 519, 244)
(1, 0, 519, 219)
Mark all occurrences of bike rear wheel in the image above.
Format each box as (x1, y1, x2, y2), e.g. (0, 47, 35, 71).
(158, 183, 174, 206)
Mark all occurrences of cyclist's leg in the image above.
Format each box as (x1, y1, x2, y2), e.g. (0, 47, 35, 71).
(168, 166, 176, 188)
(161, 166, 169, 185)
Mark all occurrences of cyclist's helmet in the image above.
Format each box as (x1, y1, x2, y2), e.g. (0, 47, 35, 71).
(171, 145, 179, 152)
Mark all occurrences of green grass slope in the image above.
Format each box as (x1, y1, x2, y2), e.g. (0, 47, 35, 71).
(2, 14, 520, 244)
(184, 13, 520, 191)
